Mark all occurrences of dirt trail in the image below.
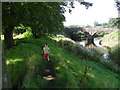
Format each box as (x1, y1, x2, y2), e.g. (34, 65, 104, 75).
(43, 60, 56, 88)
(36, 59, 56, 88)
(29, 42, 57, 88)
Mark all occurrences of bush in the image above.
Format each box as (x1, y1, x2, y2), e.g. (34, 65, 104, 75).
(109, 45, 120, 65)
(50, 54, 79, 88)
(102, 62, 120, 73)
(58, 39, 120, 73)
(58, 40, 103, 63)
(23, 31, 32, 38)
(63, 40, 75, 50)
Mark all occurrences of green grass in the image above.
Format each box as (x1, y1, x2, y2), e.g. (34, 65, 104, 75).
(6, 43, 45, 87)
(109, 44, 120, 65)
(101, 30, 119, 67)
(50, 44, 119, 88)
(5, 34, 119, 88)
(101, 30, 119, 47)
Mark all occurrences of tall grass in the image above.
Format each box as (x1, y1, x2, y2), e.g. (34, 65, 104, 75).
(50, 43, 119, 88)
(58, 40, 103, 63)
(57, 39, 120, 74)
(6, 40, 47, 88)
(101, 30, 119, 47)
(109, 44, 120, 65)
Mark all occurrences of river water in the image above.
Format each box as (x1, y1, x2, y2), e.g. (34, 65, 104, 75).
(77, 38, 109, 61)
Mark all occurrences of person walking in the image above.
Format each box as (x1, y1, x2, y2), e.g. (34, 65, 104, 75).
(42, 43, 50, 61)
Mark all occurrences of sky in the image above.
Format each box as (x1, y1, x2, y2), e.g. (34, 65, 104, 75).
(63, 0, 118, 26)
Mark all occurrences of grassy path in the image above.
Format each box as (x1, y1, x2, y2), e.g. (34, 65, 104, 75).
(42, 60, 56, 88)
(28, 41, 57, 88)
(16, 38, 57, 88)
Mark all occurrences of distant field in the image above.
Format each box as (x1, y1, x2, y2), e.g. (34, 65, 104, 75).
(1, 35, 4, 40)
(1, 34, 25, 40)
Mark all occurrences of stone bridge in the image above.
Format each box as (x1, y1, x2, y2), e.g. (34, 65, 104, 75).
(84, 26, 118, 36)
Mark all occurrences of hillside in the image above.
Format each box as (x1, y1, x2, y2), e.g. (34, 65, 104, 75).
(100, 30, 120, 66)
(3, 2, 120, 89)
(101, 30, 120, 48)
(5, 34, 119, 88)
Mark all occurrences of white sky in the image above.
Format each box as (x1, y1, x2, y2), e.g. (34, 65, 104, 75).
(63, 0, 118, 26)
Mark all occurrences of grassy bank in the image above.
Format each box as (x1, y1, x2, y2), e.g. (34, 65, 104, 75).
(5, 34, 119, 88)
(101, 30, 120, 66)
(101, 30, 119, 48)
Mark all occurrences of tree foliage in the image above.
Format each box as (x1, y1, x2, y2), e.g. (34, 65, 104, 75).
(14, 24, 28, 34)
(65, 27, 89, 41)
(25, 2, 65, 38)
(108, 18, 120, 28)
(94, 21, 102, 26)
(115, 0, 120, 10)
(2, 2, 27, 49)
(2, 1, 93, 49)
(2, 2, 65, 49)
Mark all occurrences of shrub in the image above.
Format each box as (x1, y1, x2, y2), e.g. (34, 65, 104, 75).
(109, 45, 120, 65)
(63, 40, 75, 50)
(102, 62, 120, 73)
(58, 39, 64, 47)
(23, 31, 32, 38)
(58, 40, 103, 63)
(58, 39, 120, 74)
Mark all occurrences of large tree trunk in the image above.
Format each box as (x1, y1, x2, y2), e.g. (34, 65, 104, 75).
(0, 37, 2, 89)
(2, 48, 11, 89)
(1, 36, 11, 88)
(4, 26, 14, 49)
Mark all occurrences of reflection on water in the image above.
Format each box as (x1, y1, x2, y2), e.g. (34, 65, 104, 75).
(102, 53, 109, 61)
(77, 38, 110, 61)
(94, 38, 102, 48)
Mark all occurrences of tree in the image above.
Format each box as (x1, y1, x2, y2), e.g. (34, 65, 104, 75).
(63, 1, 93, 13)
(101, 22, 108, 28)
(2, 2, 65, 48)
(94, 21, 102, 26)
(108, 18, 120, 28)
(2, 2, 27, 49)
(2, 1, 93, 49)
(25, 2, 65, 38)
(115, 0, 120, 11)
